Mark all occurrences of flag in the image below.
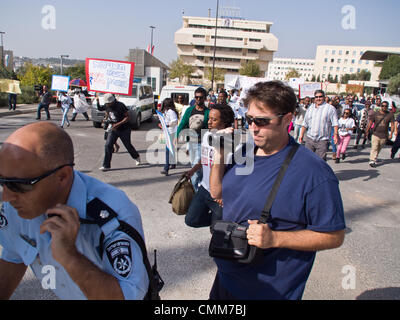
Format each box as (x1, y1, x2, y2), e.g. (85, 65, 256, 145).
(147, 45, 155, 55)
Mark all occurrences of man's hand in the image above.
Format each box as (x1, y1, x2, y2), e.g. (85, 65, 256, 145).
(40, 204, 81, 267)
(333, 134, 338, 145)
(246, 220, 276, 249)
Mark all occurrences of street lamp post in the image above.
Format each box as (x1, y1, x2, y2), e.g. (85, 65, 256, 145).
(211, 0, 219, 91)
(150, 26, 155, 55)
(60, 54, 69, 75)
(0, 31, 5, 67)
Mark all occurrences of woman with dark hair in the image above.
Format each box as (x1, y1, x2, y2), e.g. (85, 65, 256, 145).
(160, 98, 178, 176)
(184, 103, 235, 228)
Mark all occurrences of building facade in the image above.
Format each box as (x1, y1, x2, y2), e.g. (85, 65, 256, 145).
(267, 58, 315, 81)
(174, 16, 278, 84)
(128, 48, 169, 95)
(314, 45, 400, 82)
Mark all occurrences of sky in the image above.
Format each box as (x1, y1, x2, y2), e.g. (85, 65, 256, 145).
(1, 0, 400, 66)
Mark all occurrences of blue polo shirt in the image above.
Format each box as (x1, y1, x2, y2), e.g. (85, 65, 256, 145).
(215, 137, 345, 300)
(0, 171, 148, 300)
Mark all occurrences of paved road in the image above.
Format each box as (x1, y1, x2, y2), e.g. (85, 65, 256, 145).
(0, 107, 399, 300)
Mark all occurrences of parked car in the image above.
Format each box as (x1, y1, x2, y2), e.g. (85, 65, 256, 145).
(91, 83, 154, 129)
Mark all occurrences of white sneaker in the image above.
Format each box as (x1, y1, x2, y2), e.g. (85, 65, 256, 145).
(99, 166, 111, 172)
(134, 157, 141, 166)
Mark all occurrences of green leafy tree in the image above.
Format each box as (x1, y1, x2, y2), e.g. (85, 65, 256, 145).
(240, 60, 261, 77)
(18, 63, 53, 88)
(169, 58, 194, 84)
(205, 66, 225, 83)
(379, 55, 400, 80)
(285, 68, 301, 81)
(388, 73, 400, 95)
(65, 63, 86, 81)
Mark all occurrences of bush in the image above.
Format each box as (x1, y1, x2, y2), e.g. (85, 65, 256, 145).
(0, 92, 8, 107)
(18, 86, 39, 104)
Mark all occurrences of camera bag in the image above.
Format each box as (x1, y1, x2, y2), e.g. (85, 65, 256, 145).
(209, 143, 299, 264)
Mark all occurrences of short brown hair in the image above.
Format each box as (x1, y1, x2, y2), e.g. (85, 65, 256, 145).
(243, 81, 297, 115)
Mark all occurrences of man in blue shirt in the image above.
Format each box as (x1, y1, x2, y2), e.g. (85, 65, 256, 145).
(0, 122, 148, 299)
(209, 81, 346, 300)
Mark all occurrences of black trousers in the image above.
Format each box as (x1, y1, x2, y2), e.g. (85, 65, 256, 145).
(355, 128, 368, 146)
(391, 134, 400, 157)
(103, 127, 139, 168)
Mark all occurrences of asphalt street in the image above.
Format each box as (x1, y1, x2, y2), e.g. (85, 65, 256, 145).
(0, 106, 399, 300)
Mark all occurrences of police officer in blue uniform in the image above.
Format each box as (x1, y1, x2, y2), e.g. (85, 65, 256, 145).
(0, 122, 150, 300)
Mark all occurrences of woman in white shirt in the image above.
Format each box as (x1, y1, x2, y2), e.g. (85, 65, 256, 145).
(336, 108, 356, 163)
(160, 98, 178, 175)
(184, 104, 235, 228)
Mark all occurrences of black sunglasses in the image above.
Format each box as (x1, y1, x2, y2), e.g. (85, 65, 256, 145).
(0, 163, 74, 193)
(245, 113, 284, 127)
(315, 95, 325, 99)
(194, 96, 205, 100)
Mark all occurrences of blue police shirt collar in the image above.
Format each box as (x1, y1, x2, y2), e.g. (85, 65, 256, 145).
(66, 171, 88, 220)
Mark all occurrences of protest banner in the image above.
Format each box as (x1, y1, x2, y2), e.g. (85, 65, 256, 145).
(85, 58, 135, 96)
(0, 79, 22, 94)
(299, 83, 322, 99)
(156, 110, 175, 157)
(51, 75, 70, 92)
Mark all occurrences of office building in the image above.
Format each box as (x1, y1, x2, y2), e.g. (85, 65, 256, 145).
(267, 58, 315, 81)
(174, 15, 278, 83)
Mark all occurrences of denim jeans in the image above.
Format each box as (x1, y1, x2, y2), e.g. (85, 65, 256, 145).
(8, 93, 16, 110)
(188, 141, 202, 192)
(293, 124, 302, 142)
(103, 127, 140, 168)
(330, 128, 337, 153)
(60, 106, 70, 127)
(164, 146, 176, 172)
(185, 185, 223, 228)
(37, 103, 50, 119)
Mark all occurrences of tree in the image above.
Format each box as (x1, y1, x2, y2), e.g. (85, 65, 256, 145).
(379, 55, 400, 80)
(239, 60, 261, 77)
(388, 73, 400, 95)
(169, 58, 194, 84)
(205, 66, 225, 83)
(18, 63, 53, 88)
(341, 70, 371, 84)
(285, 68, 301, 81)
(65, 63, 86, 81)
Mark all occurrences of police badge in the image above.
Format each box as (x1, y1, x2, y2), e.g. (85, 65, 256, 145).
(0, 204, 8, 229)
(106, 240, 132, 278)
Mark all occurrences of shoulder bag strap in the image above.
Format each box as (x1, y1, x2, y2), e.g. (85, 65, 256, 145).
(259, 144, 300, 224)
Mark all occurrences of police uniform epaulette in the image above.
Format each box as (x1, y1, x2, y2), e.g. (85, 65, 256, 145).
(81, 198, 164, 300)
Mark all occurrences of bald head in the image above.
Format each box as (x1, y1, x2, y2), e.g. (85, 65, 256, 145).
(2, 122, 74, 170)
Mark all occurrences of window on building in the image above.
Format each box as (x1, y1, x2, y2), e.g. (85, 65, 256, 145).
(331, 59, 335, 63)
(339, 50, 342, 55)
(336, 67, 340, 71)
(338, 59, 341, 63)
(344, 59, 348, 64)
(346, 51, 349, 55)
(324, 58, 328, 62)
(332, 50, 336, 55)
(351, 59, 355, 64)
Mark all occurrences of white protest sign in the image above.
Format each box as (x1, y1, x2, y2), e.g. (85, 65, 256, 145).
(85, 58, 135, 96)
(299, 83, 322, 99)
(51, 75, 70, 92)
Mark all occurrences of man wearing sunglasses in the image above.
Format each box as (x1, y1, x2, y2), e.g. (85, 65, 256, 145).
(209, 81, 345, 300)
(0, 122, 148, 300)
(299, 90, 339, 161)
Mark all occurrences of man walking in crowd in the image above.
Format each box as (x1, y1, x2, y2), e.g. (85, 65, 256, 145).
(8, 93, 17, 111)
(293, 97, 308, 143)
(0, 122, 149, 299)
(177, 87, 210, 191)
(36, 85, 52, 120)
(71, 89, 90, 121)
(391, 111, 400, 159)
(354, 100, 372, 150)
(366, 101, 395, 167)
(299, 90, 339, 161)
(209, 81, 345, 300)
(99, 93, 141, 171)
(58, 91, 72, 128)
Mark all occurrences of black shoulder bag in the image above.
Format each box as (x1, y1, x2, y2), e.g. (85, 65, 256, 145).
(209, 144, 299, 264)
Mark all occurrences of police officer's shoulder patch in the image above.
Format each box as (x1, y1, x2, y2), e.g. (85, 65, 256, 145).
(0, 203, 8, 229)
(106, 239, 132, 278)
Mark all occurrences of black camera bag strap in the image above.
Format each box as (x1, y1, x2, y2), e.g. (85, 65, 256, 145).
(258, 143, 300, 225)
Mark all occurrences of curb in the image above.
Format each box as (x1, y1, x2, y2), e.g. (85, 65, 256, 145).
(0, 105, 58, 118)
